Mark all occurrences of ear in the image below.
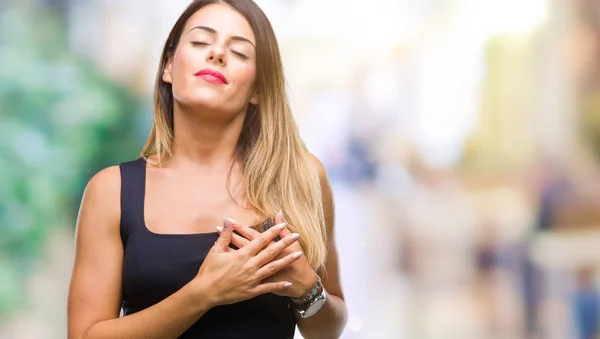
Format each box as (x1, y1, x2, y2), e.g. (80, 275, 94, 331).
(162, 57, 173, 84)
(249, 89, 259, 105)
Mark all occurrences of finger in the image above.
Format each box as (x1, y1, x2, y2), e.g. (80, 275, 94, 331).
(232, 222, 260, 241)
(275, 211, 292, 238)
(275, 210, 292, 237)
(217, 226, 251, 249)
(212, 218, 234, 252)
(251, 280, 293, 296)
(279, 226, 292, 238)
(252, 232, 300, 267)
(275, 209, 284, 226)
(243, 222, 287, 256)
(256, 249, 303, 280)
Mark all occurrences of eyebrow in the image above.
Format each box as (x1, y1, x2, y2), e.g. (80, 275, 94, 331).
(189, 25, 255, 49)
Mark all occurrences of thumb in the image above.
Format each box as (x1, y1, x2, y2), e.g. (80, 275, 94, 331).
(213, 217, 234, 252)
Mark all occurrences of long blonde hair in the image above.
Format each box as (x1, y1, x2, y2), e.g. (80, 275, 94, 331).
(141, 0, 327, 271)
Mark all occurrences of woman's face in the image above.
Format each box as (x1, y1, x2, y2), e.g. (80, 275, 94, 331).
(163, 3, 258, 116)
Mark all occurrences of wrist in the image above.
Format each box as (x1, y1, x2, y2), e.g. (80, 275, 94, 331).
(292, 272, 319, 299)
(184, 279, 216, 312)
(291, 273, 320, 301)
(290, 275, 327, 319)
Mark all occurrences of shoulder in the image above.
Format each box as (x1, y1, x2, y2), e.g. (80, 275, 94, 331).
(85, 166, 121, 198)
(307, 153, 334, 210)
(307, 153, 329, 183)
(79, 166, 121, 221)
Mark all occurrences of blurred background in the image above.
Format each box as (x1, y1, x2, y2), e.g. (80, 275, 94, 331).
(3, 0, 600, 338)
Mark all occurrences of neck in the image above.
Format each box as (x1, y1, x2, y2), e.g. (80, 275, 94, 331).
(168, 103, 247, 169)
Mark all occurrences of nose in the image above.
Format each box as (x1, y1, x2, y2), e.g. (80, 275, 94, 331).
(206, 46, 226, 66)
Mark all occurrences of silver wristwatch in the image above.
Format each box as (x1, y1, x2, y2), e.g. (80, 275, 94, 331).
(290, 275, 327, 319)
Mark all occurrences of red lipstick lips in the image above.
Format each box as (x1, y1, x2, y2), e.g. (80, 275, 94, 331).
(194, 68, 228, 84)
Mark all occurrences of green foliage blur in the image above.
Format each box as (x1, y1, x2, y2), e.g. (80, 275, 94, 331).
(0, 3, 147, 317)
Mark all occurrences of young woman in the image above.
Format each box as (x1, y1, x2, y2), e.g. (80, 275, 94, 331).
(67, 1, 348, 338)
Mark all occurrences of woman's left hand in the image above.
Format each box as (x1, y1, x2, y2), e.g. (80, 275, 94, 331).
(220, 212, 318, 298)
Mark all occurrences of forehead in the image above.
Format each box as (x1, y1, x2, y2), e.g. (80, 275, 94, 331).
(184, 4, 256, 43)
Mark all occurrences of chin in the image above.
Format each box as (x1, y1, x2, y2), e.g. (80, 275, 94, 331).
(178, 90, 222, 109)
(184, 97, 244, 118)
(175, 88, 247, 115)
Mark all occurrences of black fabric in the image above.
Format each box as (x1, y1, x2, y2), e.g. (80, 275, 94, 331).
(119, 158, 296, 339)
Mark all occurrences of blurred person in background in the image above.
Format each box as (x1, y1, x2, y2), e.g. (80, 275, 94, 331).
(572, 267, 600, 339)
(523, 159, 572, 338)
(66, 1, 347, 338)
(473, 220, 503, 336)
(572, 266, 600, 339)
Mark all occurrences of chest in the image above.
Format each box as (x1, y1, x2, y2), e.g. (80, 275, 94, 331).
(144, 169, 259, 234)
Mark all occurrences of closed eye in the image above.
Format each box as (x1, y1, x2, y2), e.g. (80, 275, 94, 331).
(231, 51, 249, 60)
(190, 41, 249, 59)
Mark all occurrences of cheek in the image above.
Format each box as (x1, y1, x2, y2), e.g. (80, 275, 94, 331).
(230, 64, 256, 97)
(169, 50, 257, 110)
(169, 47, 202, 98)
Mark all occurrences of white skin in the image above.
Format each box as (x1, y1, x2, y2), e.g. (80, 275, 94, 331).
(161, 2, 325, 298)
(164, 4, 346, 335)
(164, 3, 259, 119)
(67, 4, 346, 339)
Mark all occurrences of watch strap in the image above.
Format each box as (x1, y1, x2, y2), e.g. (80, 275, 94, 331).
(291, 275, 323, 307)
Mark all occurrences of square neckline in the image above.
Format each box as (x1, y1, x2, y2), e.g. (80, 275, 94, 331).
(138, 157, 268, 237)
(140, 157, 220, 237)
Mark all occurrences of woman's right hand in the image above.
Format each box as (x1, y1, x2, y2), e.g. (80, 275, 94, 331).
(191, 218, 302, 307)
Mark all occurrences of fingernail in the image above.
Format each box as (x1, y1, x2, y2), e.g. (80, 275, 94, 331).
(290, 233, 300, 240)
(227, 217, 237, 224)
(216, 226, 223, 233)
(278, 210, 284, 219)
(293, 251, 303, 259)
(223, 217, 229, 228)
(278, 223, 287, 230)
(284, 282, 292, 287)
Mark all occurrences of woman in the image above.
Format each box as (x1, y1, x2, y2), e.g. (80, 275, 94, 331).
(66, 0, 348, 338)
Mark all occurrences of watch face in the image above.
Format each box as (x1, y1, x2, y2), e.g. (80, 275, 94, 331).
(303, 297, 326, 318)
(302, 293, 327, 318)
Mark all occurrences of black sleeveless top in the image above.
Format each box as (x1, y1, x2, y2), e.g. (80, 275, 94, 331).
(119, 158, 297, 338)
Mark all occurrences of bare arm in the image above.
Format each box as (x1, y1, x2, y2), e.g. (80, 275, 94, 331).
(67, 166, 299, 339)
(66, 167, 210, 339)
(296, 155, 348, 339)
